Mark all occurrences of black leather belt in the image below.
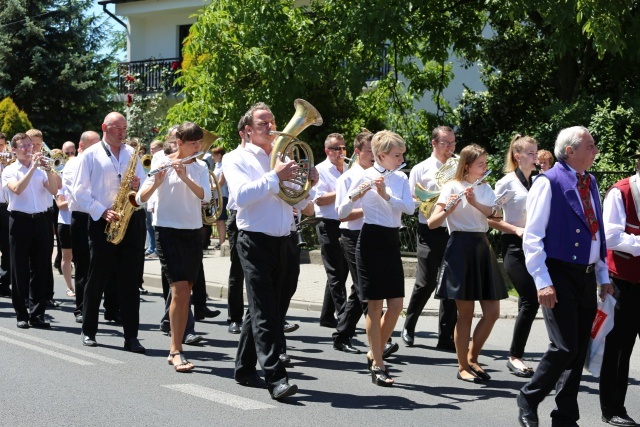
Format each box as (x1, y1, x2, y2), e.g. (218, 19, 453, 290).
(10, 210, 47, 219)
(550, 259, 595, 274)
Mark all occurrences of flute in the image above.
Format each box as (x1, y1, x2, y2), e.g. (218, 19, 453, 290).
(443, 169, 492, 211)
(147, 151, 203, 176)
(349, 162, 406, 200)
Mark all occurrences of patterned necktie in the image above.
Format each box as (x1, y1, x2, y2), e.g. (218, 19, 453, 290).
(576, 173, 599, 240)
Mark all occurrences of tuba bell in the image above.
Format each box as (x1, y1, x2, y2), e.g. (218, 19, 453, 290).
(270, 99, 323, 206)
(198, 130, 223, 225)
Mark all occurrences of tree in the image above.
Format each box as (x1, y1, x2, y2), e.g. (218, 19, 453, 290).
(0, 0, 118, 146)
(0, 97, 33, 137)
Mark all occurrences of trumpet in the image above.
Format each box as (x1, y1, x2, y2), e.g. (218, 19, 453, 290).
(147, 151, 203, 176)
(29, 153, 67, 171)
(340, 152, 357, 165)
(349, 162, 406, 200)
(0, 152, 14, 159)
(443, 169, 492, 212)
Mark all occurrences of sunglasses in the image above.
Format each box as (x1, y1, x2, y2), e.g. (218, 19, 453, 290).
(328, 146, 347, 151)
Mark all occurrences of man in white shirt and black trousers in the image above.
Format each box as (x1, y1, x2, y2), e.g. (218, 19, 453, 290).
(223, 102, 318, 400)
(1, 133, 58, 328)
(518, 126, 614, 427)
(71, 112, 147, 353)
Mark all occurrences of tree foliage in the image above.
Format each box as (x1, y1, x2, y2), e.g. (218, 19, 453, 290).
(0, 0, 117, 146)
(0, 97, 33, 137)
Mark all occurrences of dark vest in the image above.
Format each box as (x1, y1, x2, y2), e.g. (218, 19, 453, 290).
(539, 161, 606, 265)
(606, 177, 640, 283)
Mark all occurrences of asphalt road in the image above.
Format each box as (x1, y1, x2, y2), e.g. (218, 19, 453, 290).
(0, 275, 638, 427)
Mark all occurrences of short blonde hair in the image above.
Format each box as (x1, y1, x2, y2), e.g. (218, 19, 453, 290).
(371, 130, 405, 163)
(26, 129, 43, 139)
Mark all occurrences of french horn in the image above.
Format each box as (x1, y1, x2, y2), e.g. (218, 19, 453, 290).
(198, 130, 223, 225)
(141, 153, 153, 174)
(414, 154, 459, 217)
(270, 99, 323, 206)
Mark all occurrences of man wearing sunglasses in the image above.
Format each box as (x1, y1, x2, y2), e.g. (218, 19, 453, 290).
(314, 133, 349, 328)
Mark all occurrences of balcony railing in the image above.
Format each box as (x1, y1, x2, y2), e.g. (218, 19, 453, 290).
(117, 58, 181, 94)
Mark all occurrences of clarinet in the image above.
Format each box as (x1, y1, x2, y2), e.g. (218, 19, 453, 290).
(348, 163, 406, 200)
(443, 169, 492, 212)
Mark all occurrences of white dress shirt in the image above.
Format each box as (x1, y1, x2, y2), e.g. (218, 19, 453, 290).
(313, 158, 345, 220)
(136, 152, 211, 229)
(1, 161, 53, 213)
(71, 141, 146, 221)
(523, 165, 609, 290)
(335, 162, 365, 230)
(351, 163, 415, 228)
(494, 172, 528, 228)
(223, 147, 243, 211)
(213, 161, 228, 198)
(57, 187, 72, 225)
(62, 155, 81, 211)
(409, 154, 444, 225)
(222, 143, 309, 237)
(602, 173, 640, 257)
(437, 180, 495, 233)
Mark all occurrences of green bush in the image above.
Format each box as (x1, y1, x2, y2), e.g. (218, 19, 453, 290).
(0, 97, 32, 139)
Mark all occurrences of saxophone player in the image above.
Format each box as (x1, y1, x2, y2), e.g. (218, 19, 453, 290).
(71, 112, 147, 352)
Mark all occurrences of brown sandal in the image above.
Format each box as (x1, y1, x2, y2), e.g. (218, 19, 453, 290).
(168, 352, 194, 373)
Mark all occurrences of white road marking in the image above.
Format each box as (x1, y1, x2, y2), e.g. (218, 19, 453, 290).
(0, 335, 93, 365)
(162, 384, 276, 410)
(0, 326, 123, 364)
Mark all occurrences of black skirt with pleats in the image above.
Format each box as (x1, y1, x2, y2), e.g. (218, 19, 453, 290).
(435, 231, 508, 301)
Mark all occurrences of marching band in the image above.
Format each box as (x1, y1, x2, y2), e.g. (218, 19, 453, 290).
(0, 109, 636, 424)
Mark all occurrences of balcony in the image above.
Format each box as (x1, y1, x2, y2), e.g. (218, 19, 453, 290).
(117, 58, 181, 94)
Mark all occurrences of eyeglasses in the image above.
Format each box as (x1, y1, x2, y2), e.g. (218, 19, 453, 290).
(328, 146, 347, 151)
(17, 143, 33, 150)
(437, 141, 455, 147)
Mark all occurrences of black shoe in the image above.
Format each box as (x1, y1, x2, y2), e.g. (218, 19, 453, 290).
(82, 334, 97, 347)
(371, 366, 394, 387)
(602, 414, 637, 426)
(333, 340, 362, 354)
(507, 359, 534, 378)
(194, 307, 221, 321)
(235, 372, 266, 388)
(75, 314, 83, 324)
(401, 328, 414, 346)
(16, 320, 29, 329)
(46, 299, 61, 308)
(469, 365, 491, 380)
(29, 317, 51, 329)
(457, 371, 482, 384)
(139, 287, 149, 295)
(279, 353, 291, 365)
(104, 312, 122, 324)
(123, 337, 146, 354)
(159, 320, 170, 335)
(382, 341, 399, 359)
(517, 393, 539, 427)
(283, 322, 299, 333)
(228, 322, 241, 334)
(183, 334, 203, 345)
(270, 383, 298, 400)
(436, 339, 456, 352)
(319, 319, 338, 328)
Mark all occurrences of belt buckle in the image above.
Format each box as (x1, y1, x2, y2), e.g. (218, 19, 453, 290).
(585, 264, 594, 274)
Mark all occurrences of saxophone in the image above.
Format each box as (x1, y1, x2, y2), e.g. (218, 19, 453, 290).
(105, 144, 142, 244)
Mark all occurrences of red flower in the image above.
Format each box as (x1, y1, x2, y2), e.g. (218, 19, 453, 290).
(125, 74, 135, 82)
(171, 61, 180, 70)
(126, 93, 133, 106)
(153, 127, 158, 133)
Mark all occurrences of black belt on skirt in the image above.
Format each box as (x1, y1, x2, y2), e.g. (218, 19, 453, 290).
(548, 258, 595, 274)
(10, 210, 48, 219)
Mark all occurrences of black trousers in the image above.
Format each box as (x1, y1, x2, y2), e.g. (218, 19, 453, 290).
(0, 203, 11, 292)
(71, 211, 90, 317)
(191, 260, 207, 312)
(521, 259, 597, 425)
(502, 233, 540, 359)
(280, 231, 300, 322)
(404, 224, 457, 341)
(599, 277, 640, 419)
(234, 230, 288, 391)
(45, 205, 56, 300)
(226, 210, 244, 324)
(82, 210, 145, 340)
(9, 212, 51, 321)
(333, 229, 367, 343)
(160, 286, 197, 337)
(317, 219, 348, 323)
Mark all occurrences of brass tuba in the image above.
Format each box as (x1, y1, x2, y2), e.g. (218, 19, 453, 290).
(414, 154, 459, 218)
(105, 144, 142, 244)
(199, 130, 223, 225)
(270, 99, 323, 206)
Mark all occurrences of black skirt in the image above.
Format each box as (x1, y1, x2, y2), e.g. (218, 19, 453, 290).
(435, 231, 508, 301)
(356, 223, 405, 301)
(156, 226, 203, 284)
